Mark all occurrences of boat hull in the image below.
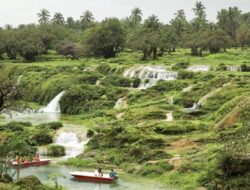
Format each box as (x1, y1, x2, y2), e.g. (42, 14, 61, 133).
(70, 172, 118, 183)
(12, 159, 51, 168)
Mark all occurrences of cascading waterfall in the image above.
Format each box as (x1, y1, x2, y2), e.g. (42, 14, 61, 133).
(55, 131, 88, 158)
(40, 91, 65, 113)
(114, 97, 127, 109)
(168, 96, 174, 105)
(123, 66, 178, 89)
(187, 65, 210, 72)
(166, 112, 173, 121)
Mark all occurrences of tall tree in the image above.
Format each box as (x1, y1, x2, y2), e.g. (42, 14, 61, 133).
(129, 7, 143, 29)
(83, 18, 125, 58)
(170, 9, 188, 45)
(66, 17, 75, 28)
(80, 10, 94, 30)
(217, 7, 242, 45)
(52, 12, 65, 26)
(191, 1, 207, 31)
(236, 24, 250, 48)
(37, 9, 50, 24)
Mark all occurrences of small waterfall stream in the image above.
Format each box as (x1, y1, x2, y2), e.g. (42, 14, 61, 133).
(187, 65, 210, 72)
(55, 131, 88, 158)
(40, 91, 65, 113)
(166, 112, 173, 121)
(123, 66, 178, 89)
(114, 97, 127, 109)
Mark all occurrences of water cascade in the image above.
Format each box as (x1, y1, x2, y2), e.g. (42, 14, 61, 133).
(55, 131, 88, 158)
(123, 66, 178, 89)
(183, 103, 199, 113)
(187, 65, 210, 72)
(114, 97, 127, 109)
(166, 112, 173, 121)
(168, 96, 174, 105)
(40, 91, 65, 113)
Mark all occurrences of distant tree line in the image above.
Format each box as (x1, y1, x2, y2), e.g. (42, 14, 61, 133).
(0, 1, 250, 61)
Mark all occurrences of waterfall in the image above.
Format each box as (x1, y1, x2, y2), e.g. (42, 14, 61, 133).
(166, 112, 173, 121)
(168, 96, 174, 105)
(17, 75, 23, 85)
(187, 65, 210, 72)
(55, 131, 88, 158)
(183, 103, 199, 113)
(114, 97, 127, 109)
(40, 91, 65, 113)
(123, 66, 178, 89)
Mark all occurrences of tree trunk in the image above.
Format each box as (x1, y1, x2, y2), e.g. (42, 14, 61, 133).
(142, 49, 148, 60)
(153, 48, 157, 60)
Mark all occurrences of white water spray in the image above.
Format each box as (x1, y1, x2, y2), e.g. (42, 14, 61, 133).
(55, 131, 88, 158)
(187, 65, 210, 72)
(123, 66, 178, 89)
(40, 91, 65, 113)
(166, 112, 173, 121)
(114, 97, 127, 109)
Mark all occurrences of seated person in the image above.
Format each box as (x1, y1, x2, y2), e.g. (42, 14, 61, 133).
(98, 168, 103, 177)
(109, 169, 117, 178)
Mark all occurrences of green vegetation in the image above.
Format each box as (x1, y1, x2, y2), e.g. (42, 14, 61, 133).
(0, 1, 250, 190)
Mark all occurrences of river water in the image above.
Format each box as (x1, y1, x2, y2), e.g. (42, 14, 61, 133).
(18, 165, 167, 190)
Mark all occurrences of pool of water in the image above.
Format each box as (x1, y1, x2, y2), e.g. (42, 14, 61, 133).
(18, 165, 168, 190)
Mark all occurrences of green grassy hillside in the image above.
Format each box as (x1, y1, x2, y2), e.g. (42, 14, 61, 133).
(1, 48, 250, 190)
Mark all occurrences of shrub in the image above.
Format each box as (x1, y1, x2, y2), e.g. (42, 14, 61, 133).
(132, 77, 141, 88)
(172, 62, 190, 70)
(40, 122, 63, 130)
(217, 63, 227, 71)
(240, 64, 250, 72)
(152, 80, 188, 92)
(47, 145, 66, 157)
(0, 122, 30, 132)
(177, 70, 195, 79)
(87, 129, 95, 138)
(31, 128, 53, 145)
(139, 161, 174, 176)
(102, 74, 131, 87)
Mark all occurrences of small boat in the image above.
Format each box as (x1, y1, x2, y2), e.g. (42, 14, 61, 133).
(70, 171, 118, 183)
(12, 159, 51, 168)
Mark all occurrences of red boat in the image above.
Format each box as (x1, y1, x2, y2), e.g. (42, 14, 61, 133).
(12, 159, 51, 168)
(70, 171, 118, 183)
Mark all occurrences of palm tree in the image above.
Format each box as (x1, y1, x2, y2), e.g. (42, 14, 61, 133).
(37, 9, 50, 24)
(144, 15, 160, 31)
(80, 10, 94, 30)
(52, 12, 65, 26)
(66, 17, 75, 28)
(192, 1, 206, 19)
(131, 7, 143, 23)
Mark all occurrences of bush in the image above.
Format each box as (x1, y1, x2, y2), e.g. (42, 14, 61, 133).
(172, 62, 190, 70)
(240, 64, 250, 72)
(102, 74, 131, 87)
(132, 77, 141, 88)
(177, 70, 195, 79)
(87, 129, 95, 138)
(31, 128, 53, 145)
(217, 63, 227, 71)
(15, 176, 41, 187)
(0, 122, 31, 132)
(47, 145, 66, 157)
(139, 161, 174, 176)
(152, 80, 188, 92)
(40, 122, 63, 130)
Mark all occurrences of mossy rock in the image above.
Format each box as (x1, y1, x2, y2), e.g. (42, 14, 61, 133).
(15, 175, 41, 187)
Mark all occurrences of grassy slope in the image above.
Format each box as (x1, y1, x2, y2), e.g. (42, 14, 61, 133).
(1, 48, 250, 190)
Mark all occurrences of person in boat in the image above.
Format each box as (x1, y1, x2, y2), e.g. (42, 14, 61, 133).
(34, 155, 40, 162)
(95, 168, 103, 177)
(109, 169, 117, 179)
